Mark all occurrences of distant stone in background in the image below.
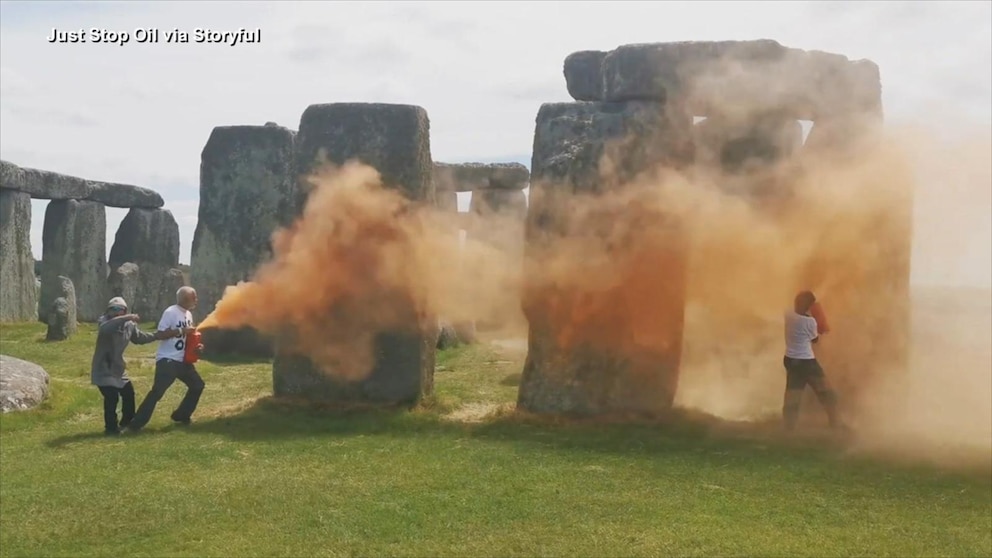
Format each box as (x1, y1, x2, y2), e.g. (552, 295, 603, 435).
(436, 322, 460, 350)
(44, 275, 77, 341)
(40, 199, 107, 323)
(107, 208, 182, 319)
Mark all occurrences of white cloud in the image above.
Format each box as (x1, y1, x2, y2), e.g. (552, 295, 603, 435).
(2, 0, 990, 283)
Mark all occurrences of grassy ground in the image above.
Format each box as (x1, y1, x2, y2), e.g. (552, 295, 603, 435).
(0, 322, 989, 558)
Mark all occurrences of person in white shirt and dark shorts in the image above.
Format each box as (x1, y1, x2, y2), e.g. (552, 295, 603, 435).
(783, 290, 845, 432)
(127, 286, 205, 432)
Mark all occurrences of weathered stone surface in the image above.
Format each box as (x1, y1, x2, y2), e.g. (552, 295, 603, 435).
(469, 189, 528, 220)
(566, 40, 882, 120)
(46, 297, 74, 341)
(0, 160, 163, 208)
(1, 160, 90, 199)
(40, 199, 107, 323)
(0, 189, 37, 322)
(275, 102, 436, 404)
(107, 208, 180, 319)
(517, 101, 693, 416)
(434, 162, 529, 192)
(563, 50, 606, 101)
(164, 268, 187, 296)
(109, 208, 180, 268)
(529, 102, 695, 198)
(488, 163, 530, 190)
(87, 182, 164, 209)
(107, 263, 140, 316)
(47, 275, 77, 332)
(436, 322, 460, 350)
(191, 124, 297, 358)
(0, 355, 50, 413)
(106, 263, 189, 321)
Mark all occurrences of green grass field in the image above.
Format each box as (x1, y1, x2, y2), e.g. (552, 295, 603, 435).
(1, 322, 989, 558)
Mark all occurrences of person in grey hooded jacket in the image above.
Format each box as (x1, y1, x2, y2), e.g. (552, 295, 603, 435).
(91, 297, 184, 436)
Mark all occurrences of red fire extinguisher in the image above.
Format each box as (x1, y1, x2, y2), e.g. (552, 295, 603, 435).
(184, 329, 202, 364)
(809, 301, 831, 335)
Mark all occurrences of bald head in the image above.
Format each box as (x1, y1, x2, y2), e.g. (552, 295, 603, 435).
(177, 286, 198, 310)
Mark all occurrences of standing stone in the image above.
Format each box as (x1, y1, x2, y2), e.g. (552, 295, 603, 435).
(191, 124, 297, 357)
(107, 263, 140, 316)
(275, 102, 435, 405)
(49, 276, 77, 335)
(0, 189, 37, 322)
(517, 101, 694, 417)
(436, 321, 460, 350)
(46, 298, 73, 341)
(40, 199, 107, 323)
(164, 268, 187, 299)
(108, 208, 180, 319)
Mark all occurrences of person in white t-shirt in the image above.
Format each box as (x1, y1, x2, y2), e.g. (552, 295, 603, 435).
(127, 286, 205, 432)
(782, 290, 845, 432)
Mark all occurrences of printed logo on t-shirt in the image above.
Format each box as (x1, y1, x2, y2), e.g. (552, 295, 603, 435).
(156, 305, 195, 362)
(172, 318, 193, 352)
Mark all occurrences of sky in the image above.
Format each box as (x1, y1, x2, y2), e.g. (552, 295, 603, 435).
(0, 0, 989, 288)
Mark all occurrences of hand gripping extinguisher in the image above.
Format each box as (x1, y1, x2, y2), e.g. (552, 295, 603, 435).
(183, 328, 202, 364)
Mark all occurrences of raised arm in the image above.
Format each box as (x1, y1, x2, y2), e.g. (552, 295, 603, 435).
(98, 314, 135, 335)
(131, 324, 178, 345)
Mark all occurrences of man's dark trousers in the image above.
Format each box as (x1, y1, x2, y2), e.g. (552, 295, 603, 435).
(98, 381, 136, 433)
(129, 359, 205, 430)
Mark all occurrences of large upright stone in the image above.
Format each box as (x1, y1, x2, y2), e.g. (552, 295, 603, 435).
(191, 124, 297, 357)
(0, 189, 37, 322)
(107, 263, 140, 315)
(40, 199, 107, 323)
(517, 101, 694, 417)
(109, 208, 180, 268)
(108, 208, 181, 318)
(276, 103, 436, 405)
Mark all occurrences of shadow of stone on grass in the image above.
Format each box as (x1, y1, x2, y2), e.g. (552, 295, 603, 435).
(175, 395, 863, 470)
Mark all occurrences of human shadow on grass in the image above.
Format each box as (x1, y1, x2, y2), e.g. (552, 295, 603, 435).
(183, 395, 850, 465)
(45, 424, 189, 448)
